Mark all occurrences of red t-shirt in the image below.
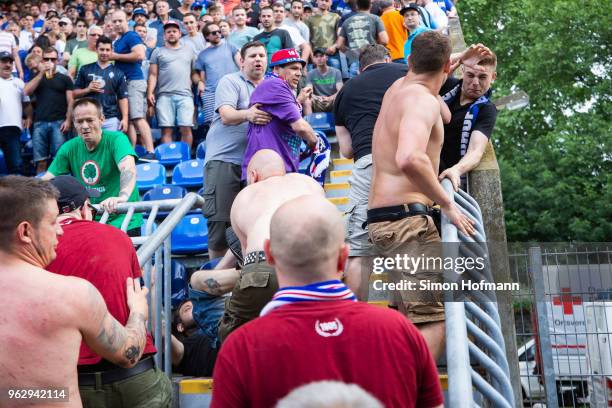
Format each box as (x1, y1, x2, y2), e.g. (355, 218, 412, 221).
(46, 219, 156, 365)
(212, 301, 443, 408)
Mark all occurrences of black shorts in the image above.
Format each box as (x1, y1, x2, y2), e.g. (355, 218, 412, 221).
(202, 160, 242, 249)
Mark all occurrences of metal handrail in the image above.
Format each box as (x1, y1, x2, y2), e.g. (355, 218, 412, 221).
(442, 179, 514, 407)
(95, 193, 205, 375)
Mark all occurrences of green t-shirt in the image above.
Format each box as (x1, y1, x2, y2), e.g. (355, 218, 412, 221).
(48, 130, 143, 231)
(66, 38, 88, 55)
(68, 47, 98, 73)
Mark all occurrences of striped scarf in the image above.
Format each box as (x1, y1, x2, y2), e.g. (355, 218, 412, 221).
(260, 280, 357, 316)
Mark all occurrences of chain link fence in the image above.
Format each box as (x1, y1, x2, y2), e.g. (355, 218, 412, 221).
(509, 245, 612, 407)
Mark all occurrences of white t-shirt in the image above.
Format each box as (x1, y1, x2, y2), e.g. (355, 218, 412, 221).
(279, 24, 305, 48)
(0, 76, 29, 129)
(424, 2, 448, 29)
(19, 30, 35, 51)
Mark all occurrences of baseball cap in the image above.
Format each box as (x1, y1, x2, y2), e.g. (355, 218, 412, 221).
(59, 17, 72, 25)
(50, 175, 101, 214)
(400, 3, 420, 15)
(270, 48, 306, 67)
(303, 2, 313, 10)
(163, 20, 181, 30)
(191, 1, 204, 9)
(0, 50, 14, 61)
(132, 7, 147, 18)
(313, 47, 326, 56)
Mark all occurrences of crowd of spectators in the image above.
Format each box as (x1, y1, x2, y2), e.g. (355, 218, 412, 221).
(0, 0, 458, 177)
(0, 0, 503, 406)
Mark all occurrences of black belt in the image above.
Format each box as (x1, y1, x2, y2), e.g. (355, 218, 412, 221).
(78, 356, 154, 386)
(244, 251, 266, 266)
(365, 203, 432, 228)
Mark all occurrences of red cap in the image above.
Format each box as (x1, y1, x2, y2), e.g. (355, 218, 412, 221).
(270, 48, 306, 67)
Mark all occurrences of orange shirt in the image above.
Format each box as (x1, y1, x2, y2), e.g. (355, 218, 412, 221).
(381, 9, 407, 61)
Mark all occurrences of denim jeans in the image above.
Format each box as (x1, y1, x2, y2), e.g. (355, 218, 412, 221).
(0, 126, 23, 174)
(188, 284, 225, 348)
(32, 120, 65, 163)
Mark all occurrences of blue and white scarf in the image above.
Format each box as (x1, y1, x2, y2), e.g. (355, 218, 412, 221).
(441, 80, 492, 189)
(260, 280, 357, 316)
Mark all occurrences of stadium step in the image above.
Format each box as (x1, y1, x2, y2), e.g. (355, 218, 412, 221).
(330, 169, 352, 184)
(324, 182, 350, 198)
(332, 158, 354, 171)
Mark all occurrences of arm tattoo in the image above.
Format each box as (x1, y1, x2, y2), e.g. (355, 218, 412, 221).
(96, 316, 126, 353)
(125, 345, 141, 364)
(119, 167, 135, 199)
(205, 278, 222, 296)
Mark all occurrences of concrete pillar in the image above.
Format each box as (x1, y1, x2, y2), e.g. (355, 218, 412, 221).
(469, 143, 522, 408)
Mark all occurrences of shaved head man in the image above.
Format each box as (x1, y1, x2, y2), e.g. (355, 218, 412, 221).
(189, 150, 324, 346)
(212, 194, 444, 408)
(0, 176, 149, 407)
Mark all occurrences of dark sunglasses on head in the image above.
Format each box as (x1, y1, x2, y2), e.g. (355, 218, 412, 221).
(59, 22, 68, 26)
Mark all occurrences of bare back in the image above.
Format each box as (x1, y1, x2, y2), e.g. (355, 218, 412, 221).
(370, 78, 444, 208)
(0, 263, 87, 407)
(231, 173, 324, 254)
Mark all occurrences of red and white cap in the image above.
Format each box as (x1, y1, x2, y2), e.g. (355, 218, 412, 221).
(269, 48, 306, 67)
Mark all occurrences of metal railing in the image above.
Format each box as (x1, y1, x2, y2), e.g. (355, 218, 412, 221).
(96, 193, 205, 376)
(442, 179, 515, 407)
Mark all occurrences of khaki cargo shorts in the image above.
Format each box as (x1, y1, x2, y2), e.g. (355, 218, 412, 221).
(368, 215, 444, 325)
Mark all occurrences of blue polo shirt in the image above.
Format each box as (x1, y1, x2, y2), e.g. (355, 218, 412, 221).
(113, 31, 144, 80)
(75, 62, 129, 120)
(404, 26, 431, 63)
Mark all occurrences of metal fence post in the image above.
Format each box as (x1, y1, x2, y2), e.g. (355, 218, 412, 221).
(529, 246, 559, 408)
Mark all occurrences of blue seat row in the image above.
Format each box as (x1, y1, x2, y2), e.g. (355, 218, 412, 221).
(136, 159, 205, 192)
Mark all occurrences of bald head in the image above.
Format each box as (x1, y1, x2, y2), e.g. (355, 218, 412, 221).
(246, 149, 286, 184)
(267, 195, 346, 284)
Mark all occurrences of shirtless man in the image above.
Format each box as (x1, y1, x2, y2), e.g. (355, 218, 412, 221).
(0, 176, 149, 407)
(368, 31, 475, 360)
(189, 149, 324, 345)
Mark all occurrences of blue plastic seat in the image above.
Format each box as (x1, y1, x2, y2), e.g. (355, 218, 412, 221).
(134, 144, 147, 157)
(155, 141, 190, 167)
(168, 260, 188, 308)
(172, 159, 204, 189)
(136, 162, 166, 192)
(0, 148, 7, 175)
(305, 112, 334, 133)
(196, 141, 206, 160)
(171, 214, 209, 254)
(143, 185, 190, 217)
(143, 184, 187, 201)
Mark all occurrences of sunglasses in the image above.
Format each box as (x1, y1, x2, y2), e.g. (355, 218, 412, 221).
(89, 33, 101, 37)
(207, 30, 220, 35)
(43, 57, 57, 61)
(59, 22, 68, 26)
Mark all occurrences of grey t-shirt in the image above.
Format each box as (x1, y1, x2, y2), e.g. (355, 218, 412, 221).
(306, 67, 342, 96)
(195, 40, 240, 92)
(182, 33, 207, 58)
(149, 45, 195, 97)
(339, 12, 385, 62)
(204, 72, 257, 166)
